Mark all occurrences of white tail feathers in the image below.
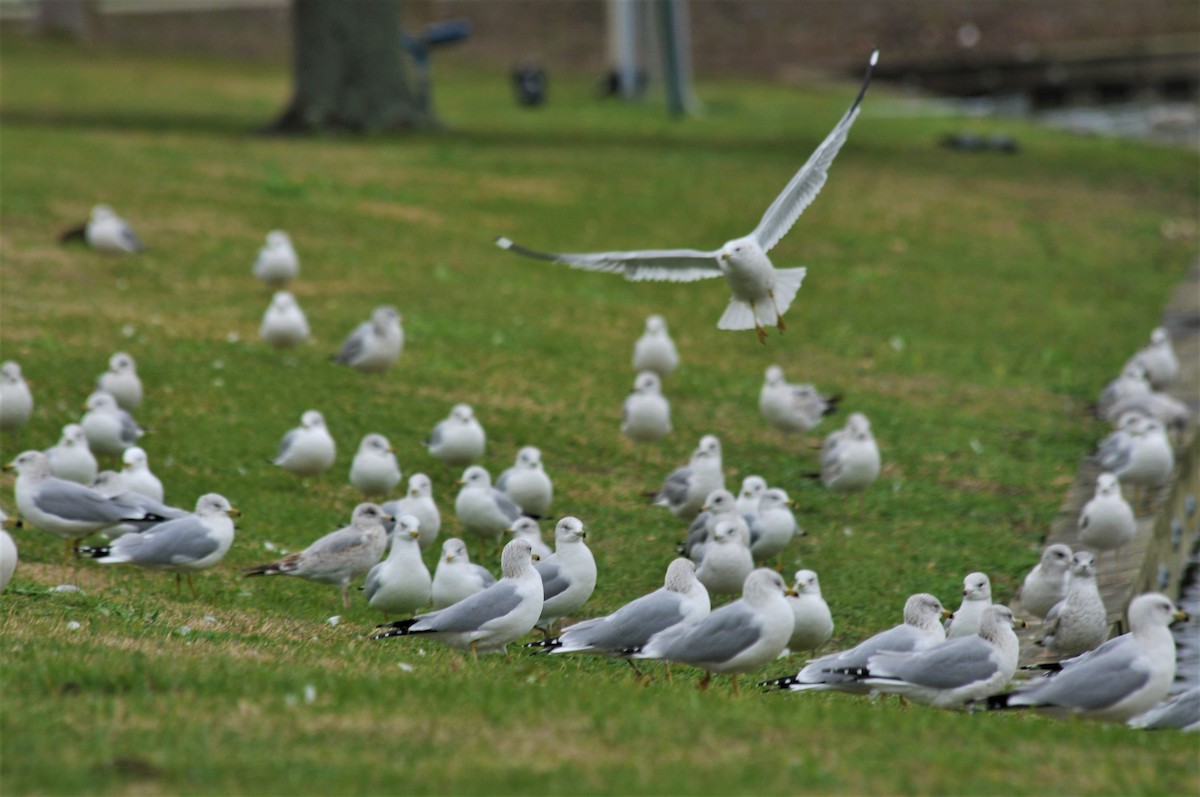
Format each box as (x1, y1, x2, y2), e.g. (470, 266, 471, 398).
(716, 267, 807, 331)
(717, 300, 758, 330)
(771, 267, 807, 318)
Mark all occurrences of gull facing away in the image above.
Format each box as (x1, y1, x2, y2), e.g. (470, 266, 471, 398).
(1018, 544, 1072, 619)
(76, 494, 239, 595)
(945, 572, 992, 638)
(431, 537, 495, 609)
(0, 361, 33, 431)
(628, 568, 797, 694)
(622, 371, 672, 443)
(362, 515, 432, 618)
(95, 352, 143, 410)
(495, 51, 878, 343)
(373, 538, 543, 658)
(243, 503, 391, 609)
(332, 305, 404, 373)
(496, 446, 553, 517)
(273, 410, 336, 477)
(632, 315, 680, 377)
(260, 291, 310, 349)
(839, 605, 1022, 708)
(988, 593, 1189, 722)
(528, 558, 710, 674)
(759, 365, 840, 436)
(382, 473, 440, 549)
(252, 230, 300, 287)
(760, 593, 950, 694)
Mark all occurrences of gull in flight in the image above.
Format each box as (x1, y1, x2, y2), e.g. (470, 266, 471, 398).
(495, 51, 878, 343)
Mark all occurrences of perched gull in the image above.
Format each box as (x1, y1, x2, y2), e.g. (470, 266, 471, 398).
(425, 404, 486, 466)
(1018, 544, 1073, 619)
(622, 371, 672, 443)
(244, 503, 391, 608)
(349, 433, 402, 497)
(363, 515, 432, 617)
(682, 488, 748, 564)
(382, 473, 440, 549)
(495, 51, 879, 343)
(373, 537, 543, 658)
(331, 305, 403, 373)
(496, 446, 553, 517)
(632, 314, 680, 377)
(76, 494, 239, 594)
(259, 291, 310, 349)
(80, 391, 143, 457)
(529, 558, 710, 671)
(1097, 415, 1174, 506)
(759, 365, 840, 435)
(841, 605, 1021, 708)
(1097, 364, 1152, 422)
(946, 572, 992, 638)
(695, 518, 755, 597)
(786, 569, 833, 656)
(1038, 551, 1108, 657)
(652, 434, 724, 520)
(252, 230, 300, 287)
(1107, 391, 1190, 440)
(809, 412, 880, 503)
(1078, 472, 1136, 557)
(7, 450, 155, 561)
(760, 593, 950, 694)
(507, 516, 553, 561)
(454, 466, 524, 549)
(1124, 327, 1179, 390)
(120, 446, 164, 503)
(747, 488, 800, 563)
(95, 352, 143, 410)
(988, 593, 1189, 722)
(46, 424, 98, 486)
(431, 537, 495, 609)
(273, 410, 336, 477)
(630, 568, 796, 693)
(1127, 686, 1200, 732)
(0, 508, 17, 593)
(85, 205, 143, 254)
(0, 361, 33, 431)
(534, 517, 597, 633)
(735, 475, 768, 514)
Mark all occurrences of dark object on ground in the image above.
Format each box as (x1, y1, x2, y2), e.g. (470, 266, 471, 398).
(940, 133, 1020, 153)
(59, 224, 87, 245)
(513, 60, 547, 107)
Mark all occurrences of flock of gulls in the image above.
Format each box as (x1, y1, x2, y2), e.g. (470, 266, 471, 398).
(2, 48, 1196, 733)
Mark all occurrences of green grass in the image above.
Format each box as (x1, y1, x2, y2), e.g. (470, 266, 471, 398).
(2, 35, 1198, 795)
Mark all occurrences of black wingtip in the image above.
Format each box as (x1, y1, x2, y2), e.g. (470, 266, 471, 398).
(74, 545, 111, 559)
(758, 674, 799, 691)
(848, 49, 879, 117)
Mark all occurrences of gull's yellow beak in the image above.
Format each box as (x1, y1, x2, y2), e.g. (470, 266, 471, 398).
(784, 587, 799, 598)
(942, 609, 954, 620)
(532, 553, 541, 562)
(1, 463, 12, 473)
(720, 251, 731, 261)
(228, 507, 242, 518)
(1174, 610, 1191, 623)
(382, 514, 395, 523)
(408, 529, 420, 539)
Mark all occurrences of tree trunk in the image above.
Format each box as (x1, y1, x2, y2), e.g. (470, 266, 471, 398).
(269, 0, 435, 134)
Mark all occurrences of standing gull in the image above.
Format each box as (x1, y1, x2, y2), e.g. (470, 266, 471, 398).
(383, 473, 440, 548)
(95, 352, 143, 411)
(946, 572, 992, 638)
(841, 605, 1021, 708)
(735, 475, 768, 514)
(454, 466, 524, 550)
(496, 446, 553, 517)
(529, 558, 710, 671)
(632, 315, 680, 377)
(425, 404, 486, 466)
(652, 434, 724, 520)
(760, 593, 950, 694)
(622, 372, 672, 443)
(759, 365, 840, 436)
(682, 489, 747, 564)
(90, 470, 187, 537)
(0, 361, 33, 431)
(243, 503, 390, 609)
(363, 515, 432, 618)
(0, 508, 17, 593)
(252, 230, 300, 287)
(273, 410, 336, 477)
(786, 569, 834, 656)
(534, 517, 598, 633)
(76, 494, 239, 594)
(507, 517, 553, 561)
(431, 537, 495, 609)
(332, 305, 404, 373)
(695, 519, 755, 597)
(988, 593, 1189, 722)
(1018, 544, 1073, 619)
(1078, 472, 1136, 558)
(349, 433, 402, 497)
(46, 424, 98, 486)
(259, 291, 310, 349)
(120, 446, 164, 503)
(84, 205, 143, 254)
(80, 391, 143, 457)
(373, 537, 543, 658)
(809, 412, 880, 507)
(629, 568, 796, 694)
(495, 51, 879, 342)
(1098, 415, 1174, 509)
(1038, 551, 1108, 657)
(1125, 327, 1179, 389)
(747, 487, 800, 563)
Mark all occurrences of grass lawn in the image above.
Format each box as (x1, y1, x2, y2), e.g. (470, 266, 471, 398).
(2, 33, 1198, 795)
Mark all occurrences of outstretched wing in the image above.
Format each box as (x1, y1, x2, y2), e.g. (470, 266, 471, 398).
(495, 237, 722, 284)
(750, 50, 878, 253)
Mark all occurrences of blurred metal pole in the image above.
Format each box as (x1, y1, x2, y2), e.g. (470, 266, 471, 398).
(607, 0, 640, 100)
(656, 0, 696, 116)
